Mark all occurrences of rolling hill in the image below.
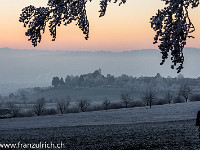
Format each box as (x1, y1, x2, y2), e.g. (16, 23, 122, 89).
(0, 47, 200, 95)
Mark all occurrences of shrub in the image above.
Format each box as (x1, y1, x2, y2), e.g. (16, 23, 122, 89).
(77, 98, 91, 112)
(91, 105, 103, 111)
(57, 96, 71, 114)
(22, 110, 34, 117)
(6, 102, 21, 118)
(43, 108, 57, 116)
(68, 107, 79, 113)
(190, 94, 200, 102)
(173, 96, 185, 103)
(33, 97, 46, 116)
(109, 102, 123, 110)
(130, 100, 144, 107)
(153, 98, 167, 105)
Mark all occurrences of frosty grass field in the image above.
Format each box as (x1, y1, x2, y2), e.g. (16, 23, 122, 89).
(1, 101, 200, 149)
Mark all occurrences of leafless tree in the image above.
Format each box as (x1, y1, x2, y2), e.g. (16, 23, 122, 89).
(142, 89, 156, 108)
(164, 90, 173, 104)
(33, 98, 46, 116)
(121, 93, 131, 108)
(102, 97, 110, 110)
(57, 96, 71, 114)
(77, 98, 91, 112)
(179, 84, 192, 102)
(7, 102, 21, 118)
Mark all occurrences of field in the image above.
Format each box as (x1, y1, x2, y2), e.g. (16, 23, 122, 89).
(22, 87, 127, 103)
(1, 120, 199, 150)
(1, 102, 200, 149)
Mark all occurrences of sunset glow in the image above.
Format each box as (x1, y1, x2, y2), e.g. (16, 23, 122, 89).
(1, 0, 200, 51)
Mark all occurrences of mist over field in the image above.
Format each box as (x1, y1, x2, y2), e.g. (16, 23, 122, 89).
(0, 47, 199, 95)
(1, 47, 200, 149)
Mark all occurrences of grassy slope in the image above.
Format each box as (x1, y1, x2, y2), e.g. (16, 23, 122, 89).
(27, 87, 125, 103)
(1, 101, 200, 149)
(1, 101, 200, 130)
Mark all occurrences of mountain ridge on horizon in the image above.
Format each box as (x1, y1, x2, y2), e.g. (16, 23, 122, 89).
(0, 47, 199, 53)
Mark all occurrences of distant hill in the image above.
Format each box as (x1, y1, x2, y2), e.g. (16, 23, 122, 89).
(0, 47, 199, 95)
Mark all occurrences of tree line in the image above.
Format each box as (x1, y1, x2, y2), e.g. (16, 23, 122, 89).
(51, 70, 200, 91)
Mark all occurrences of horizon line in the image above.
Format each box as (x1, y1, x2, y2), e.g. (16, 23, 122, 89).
(0, 47, 199, 53)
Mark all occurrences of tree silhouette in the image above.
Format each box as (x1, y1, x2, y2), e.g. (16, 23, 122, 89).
(52, 77, 60, 88)
(102, 97, 110, 110)
(19, 0, 199, 72)
(142, 89, 156, 108)
(57, 96, 71, 114)
(77, 98, 91, 112)
(150, 0, 199, 73)
(7, 102, 21, 118)
(33, 98, 46, 116)
(121, 92, 131, 108)
(179, 84, 192, 102)
(60, 77, 65, 86)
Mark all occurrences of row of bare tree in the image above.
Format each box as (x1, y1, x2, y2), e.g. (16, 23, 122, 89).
(120, 84, 192, 109)
(0, 84, 193, 118)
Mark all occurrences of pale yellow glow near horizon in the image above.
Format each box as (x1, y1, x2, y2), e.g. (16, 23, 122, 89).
(0, 0, 200, 51)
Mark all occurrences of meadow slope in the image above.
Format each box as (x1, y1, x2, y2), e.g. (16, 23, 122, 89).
(0, 101, 199, 130)
(1, 102, 200, 149)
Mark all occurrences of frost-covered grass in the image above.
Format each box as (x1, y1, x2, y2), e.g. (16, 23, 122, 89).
(0, 101, 200, 149)
(1, 101, 199, 130)
(0, 120, 199, 149)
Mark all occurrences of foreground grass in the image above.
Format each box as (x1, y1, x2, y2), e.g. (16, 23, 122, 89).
(1, 102, 200, 149)
(0, 119, 199, 150)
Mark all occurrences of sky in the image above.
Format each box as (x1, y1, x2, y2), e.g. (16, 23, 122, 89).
(0, 0, 200, 51)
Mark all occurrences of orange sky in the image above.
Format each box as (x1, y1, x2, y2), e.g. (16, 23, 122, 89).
(0, 0, 200, 51)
